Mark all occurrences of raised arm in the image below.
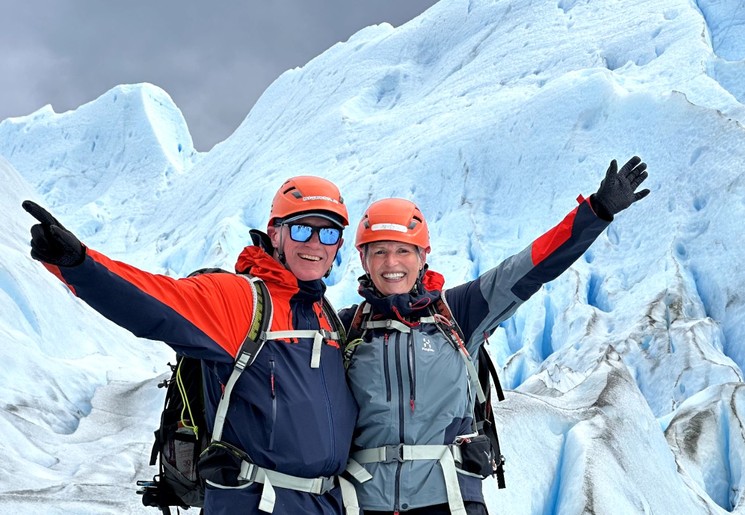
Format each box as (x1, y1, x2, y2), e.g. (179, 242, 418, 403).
(445, 156, 649, 353)
(23, 200, 254, 362)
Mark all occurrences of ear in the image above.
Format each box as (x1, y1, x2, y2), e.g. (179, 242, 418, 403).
(267, 225, 281, 248)
(359, 248, 369, 273)
(418, 247, 429, 269)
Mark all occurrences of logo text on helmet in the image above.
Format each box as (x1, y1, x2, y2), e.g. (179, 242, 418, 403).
(302, 195, 340, 204)
(371, 223, 408, 233)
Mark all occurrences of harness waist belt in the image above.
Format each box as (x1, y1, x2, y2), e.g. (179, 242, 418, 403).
(207, 461, 361, 514)
(351, 444, 466, 515)
(238, 461, 335, 494)
(353, 443, 460, 464)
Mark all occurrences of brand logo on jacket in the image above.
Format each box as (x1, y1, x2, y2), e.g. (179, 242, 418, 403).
(421, 337, 435, 353)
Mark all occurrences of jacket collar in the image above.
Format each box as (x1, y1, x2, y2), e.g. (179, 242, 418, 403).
(357, 268, 444, 319)
(234, 229, 326, 302)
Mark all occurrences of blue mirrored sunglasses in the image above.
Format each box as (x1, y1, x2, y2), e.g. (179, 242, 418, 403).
(288, 224, 342, 245)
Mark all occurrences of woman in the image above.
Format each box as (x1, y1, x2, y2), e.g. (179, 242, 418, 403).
(340, 157, 649, 514)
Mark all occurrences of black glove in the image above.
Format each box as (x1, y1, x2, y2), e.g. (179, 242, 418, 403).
(591, 156, 650, 220)
(22, 200, 85, 266)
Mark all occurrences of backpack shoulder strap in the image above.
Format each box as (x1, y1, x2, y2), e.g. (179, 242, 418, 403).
(433, 295, 507, 487)
(211, 274, 272, 442)
(425, 297, 487, 405)
(346, 301, 371, 340)
(475, 337, 506, 487)
(431, 296, 467, 344)
(478, 335, 505, 402)
(321, 295, 347, 344)
(343, 302, 372, 368)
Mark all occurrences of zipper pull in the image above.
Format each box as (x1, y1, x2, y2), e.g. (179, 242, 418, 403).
(270, 360, 276, 398)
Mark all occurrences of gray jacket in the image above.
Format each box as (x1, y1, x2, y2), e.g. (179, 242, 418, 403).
(340, 198, 610, 512)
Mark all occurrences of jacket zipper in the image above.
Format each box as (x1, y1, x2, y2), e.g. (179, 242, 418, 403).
(394, 331, 404, 512)
(269, 359, 276, 451)
(383, 333, 392, 402)
(299, 301, 336, 466)
(407, 332, 416, 412)
(315, 303, 336, 467)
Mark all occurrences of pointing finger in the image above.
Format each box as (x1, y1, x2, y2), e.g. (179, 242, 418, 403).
(22, 200, 60, 227)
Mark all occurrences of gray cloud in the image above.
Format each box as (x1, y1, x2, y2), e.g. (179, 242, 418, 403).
(0, 0, 438, 150)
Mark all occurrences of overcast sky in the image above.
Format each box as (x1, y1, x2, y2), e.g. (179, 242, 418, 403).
(1, 1, 437, 151)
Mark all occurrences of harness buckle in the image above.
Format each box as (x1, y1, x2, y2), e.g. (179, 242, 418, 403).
(383, 444, 405, 463)
(240, 461, 259, 484)
(319, 475, 336, 494)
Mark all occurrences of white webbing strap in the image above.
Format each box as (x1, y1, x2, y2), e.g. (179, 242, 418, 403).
(212, 365, 244, 441)
(236, 461, 337, 513)
(264, 329, 339, 369)
(212, 275, 264, 442)
(423, 313, 487, 405)
(345, 459, 373, 483)
(258, 474, 276, 513)
(311, 332, 323, 368)
(264, 329, 320, 339)
(338, 476, 361, 515)
(352, 444, 466, 515)
(460, 347, 486, 404)
(363, 318, 412, 333)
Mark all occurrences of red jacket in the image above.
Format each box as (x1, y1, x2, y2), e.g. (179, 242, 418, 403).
(44, 237, 358, 514)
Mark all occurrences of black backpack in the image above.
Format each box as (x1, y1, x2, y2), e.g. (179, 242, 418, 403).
(137, 268, 271, 514)
(344, 297, 506, 489)
(473, 329, 506, 488)
(137, 355, 209, 512)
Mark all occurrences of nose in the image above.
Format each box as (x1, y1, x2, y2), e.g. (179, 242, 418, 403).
(383, 252, 399, 266)
(306, 230, 323, 246)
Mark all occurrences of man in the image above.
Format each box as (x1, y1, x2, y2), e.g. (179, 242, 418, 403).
(23, 176, 359, 514)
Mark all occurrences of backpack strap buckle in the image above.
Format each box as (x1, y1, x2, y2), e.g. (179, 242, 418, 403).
(387, 443, 405, 463)
(238, 460, 259, 483)
(352, 443, 405, 464)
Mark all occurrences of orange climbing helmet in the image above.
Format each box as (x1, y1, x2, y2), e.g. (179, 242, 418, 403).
(355, 198, 430, 251)
(269, 176, 349, 228)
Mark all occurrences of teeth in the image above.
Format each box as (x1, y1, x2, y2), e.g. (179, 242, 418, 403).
(382, 272, 405, 279)
(299, 254, 321, 261)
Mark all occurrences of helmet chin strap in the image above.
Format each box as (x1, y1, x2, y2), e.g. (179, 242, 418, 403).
(324, 247, 341, 279)
(276, 226, 287, 266)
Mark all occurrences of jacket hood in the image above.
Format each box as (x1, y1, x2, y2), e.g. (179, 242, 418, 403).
(421, 268, 445, 292)
(234, 231, 299, 296)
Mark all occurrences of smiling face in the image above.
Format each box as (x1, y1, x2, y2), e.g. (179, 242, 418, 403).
(362, 241, 426, 295)
(268, 215, 343, 282)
